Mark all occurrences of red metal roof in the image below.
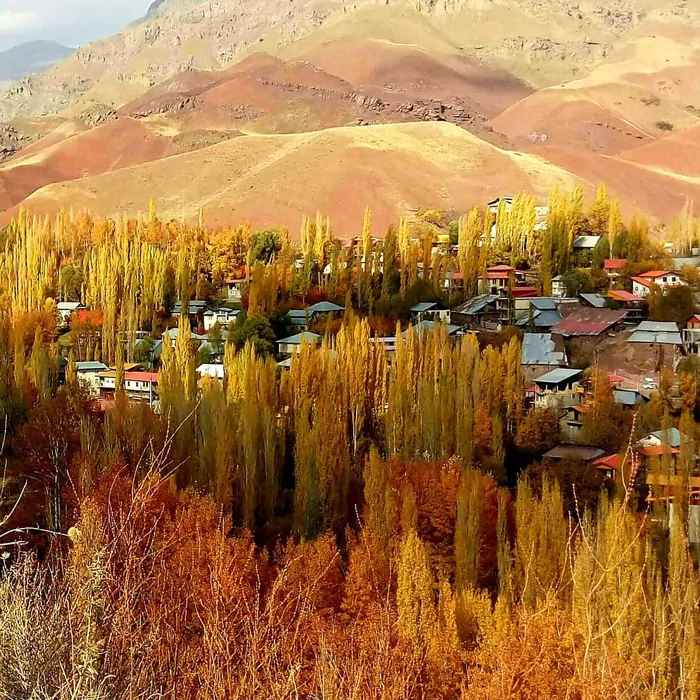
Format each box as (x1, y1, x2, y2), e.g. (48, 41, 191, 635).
(126, 372, 159, 383)
(552, 308, 628, 336)
(608, 289, 644, 302)
(511, 286, 539, 299)
(487, 264, 516, 272)
(604, 259, 628, 270)
(638, 270, 672, 279)
(446, 271, 464, 280)
(594, 454, 622, 470)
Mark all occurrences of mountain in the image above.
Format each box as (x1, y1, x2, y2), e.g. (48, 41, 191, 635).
(1, 0, 700, 233)
(1, 0, 699, 122)
(0, 41, 74, 82)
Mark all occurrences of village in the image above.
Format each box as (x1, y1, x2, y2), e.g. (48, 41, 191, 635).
(46, 197, 700, 543)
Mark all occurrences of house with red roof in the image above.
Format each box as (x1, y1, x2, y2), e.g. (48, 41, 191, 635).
(594, 453, 622, 481)
(99, 368, 159, 406)
(603, 259, 628, 282)
(607, 289, 646, 321)
(631, 270, 685, 298)
(479, 265, 526, 294)
(551, 308, 629, 337)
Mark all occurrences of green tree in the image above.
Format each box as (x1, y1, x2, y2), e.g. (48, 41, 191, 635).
(250, 230, 282, 264)
(228, 313, 276, 357)
(648, 285, 696, 325)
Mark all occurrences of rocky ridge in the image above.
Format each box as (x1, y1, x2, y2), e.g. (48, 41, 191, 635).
(0, 0, 696, 122)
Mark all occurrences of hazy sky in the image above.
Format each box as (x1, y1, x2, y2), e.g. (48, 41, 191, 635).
(0, 0, 153, 51)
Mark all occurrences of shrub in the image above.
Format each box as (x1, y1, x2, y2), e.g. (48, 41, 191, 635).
(656, 120, 674, 132)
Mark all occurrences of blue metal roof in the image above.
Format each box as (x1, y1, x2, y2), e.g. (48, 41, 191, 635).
(614, 389, 641, 406)
(403, 320, 461, 337)
(457, 295, 498, 315)
(521, 333, 567, 366)
(76, 361, 109, 372)
(628, 330, 683, 345)
(411, 302, 440, 312)
(278, 332, 321, 345)
(580, 293, 607, 308)
(530, 297, 557, 311)
(534, 368, 583, 385)
(307, 301, 344, 313)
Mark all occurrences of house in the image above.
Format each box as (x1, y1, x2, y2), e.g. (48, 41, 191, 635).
(453, 295, 500, 329)
(171, 300, 210, 326)
(614, 389, 646, 407)
(579, 293, 607, 309)
(164, 327, 208, 343)
(515, 298, 562, 330)
(196, 363, 225, 380)
(487, 196, 514, 214)
(628, 321, 683, 347)
(607, 290, 646, 322)
(307, 301, 344, 324)
(479, 265, 526, 295)
(529, 368, 583, 409)
(631, 271, 685, 298)
(572, 236, 602, 252)
(515, 297, 562, 332)
(552, 275, 567, 298)
(288, 309, 310, 330)
(222, 278, 246, 302)
(371, 336, 398, 361)
(203, 307, 241, 332)
(561, 403, 591, 438)
(411, 302, 451, 324)
(75, 361, 109, 397)
(551, 308, 628, 337)
(543, 444, 605, 463)
(277, 332, 321, 356)
(443, 271, 465, 293)
(57, 301, 86, 325)
(639, 428, 686, 449)
(521, 333, 568, 383)
(603, 259, 628, 280)
(98, 370, 158, 405)
(403, 320, 462, 339)
(287, 302, 345, 331)
(683, 314, 700, 354)
(594, 454, 622, 480)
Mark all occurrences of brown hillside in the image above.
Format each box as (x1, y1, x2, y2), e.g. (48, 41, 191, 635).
(0, 118, 186, 211)
(529, 144, 700, 222)
(9, 122, 577, 235)
(619, 125, 700, 178)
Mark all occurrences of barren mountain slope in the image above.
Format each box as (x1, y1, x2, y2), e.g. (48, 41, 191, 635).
(0, 43, 532, 214)
(8, 122, 579, 235)
(1, 0, 699, 122)
(0, 118, 194, 212)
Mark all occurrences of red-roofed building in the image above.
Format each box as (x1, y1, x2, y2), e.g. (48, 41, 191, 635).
(480, 265, 526, 294)
(510, 286, 539, 299)
(99, 370, 159, 406)
(632, 270, 685, 298)
(443, 270, 465, 292)
(551, 308, 628, 336)
(607, 289, 646, 321)
(594, 454, 622, 480)
(603, 259, 628, 282)
(684, 315, 700, 355)
(604, 259, 628, 271)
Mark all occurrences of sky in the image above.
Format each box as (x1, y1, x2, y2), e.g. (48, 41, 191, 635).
(0, 0, 153, 52)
